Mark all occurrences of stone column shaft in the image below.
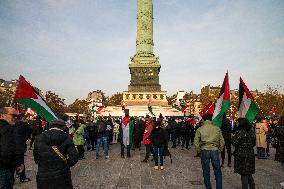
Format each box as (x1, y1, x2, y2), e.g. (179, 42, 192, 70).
(136, 0, 153, 56)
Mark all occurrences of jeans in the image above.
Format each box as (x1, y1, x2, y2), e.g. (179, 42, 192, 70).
(241, 174, 255, 189)
(281, 162, 284, 172)
(96, 136, 109, 158)
(200, 150, 222, 189)
(257, 147, 266, 159)
(0, 169, 14, 189)
(153, 146, 164, 166)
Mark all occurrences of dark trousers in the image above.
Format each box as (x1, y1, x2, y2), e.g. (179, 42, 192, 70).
(201, 150, 222, 189)
(76, 145, 85, 158)
(266, 142, 270, 155)
(133, 140, 141, 149)
(241, 174, 255, 189)
(144, 144, 151, 161)
(15, 154, 27, 181)
(0, 169, 13, 189)
(121, 144, 131, 157)
(221, 142, 231, 165)
(172, 132, 177, 147)
(181, 134, 190, 149)
(86, 136, 96, 150)
(190, 131, 195, 145)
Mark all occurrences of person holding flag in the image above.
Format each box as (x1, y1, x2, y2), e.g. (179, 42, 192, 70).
(120, 109, 134, 158)
(194, 72, 229, 189)
(141, 115, 154, 163)
(194, 113, 225, 189)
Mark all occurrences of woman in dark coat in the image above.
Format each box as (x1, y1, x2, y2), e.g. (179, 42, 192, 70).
(33, 119, 79, 189)
(273, 115, 284, 172)
(149, 121, 168, 170)
(232, 118, 256, 189)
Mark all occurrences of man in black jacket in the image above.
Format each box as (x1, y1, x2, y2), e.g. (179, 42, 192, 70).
(0, 107, 18, 189)
(33, 119, 79, 189)
(13, 115, 31, 183)
(221, 116, 232, 167)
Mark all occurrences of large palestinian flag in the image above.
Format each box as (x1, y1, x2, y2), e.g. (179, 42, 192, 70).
(212, 72, 230, 127)
(13, 75, 57, 122)
(121, 115, 134, 146)
(238, 77, 259, 123)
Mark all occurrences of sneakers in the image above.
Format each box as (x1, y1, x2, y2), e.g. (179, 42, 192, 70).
(105, 155, 109, 159)
(160, 166, 164, 170)
(280, 181, 284, 187)
(154, 166, 159, 170)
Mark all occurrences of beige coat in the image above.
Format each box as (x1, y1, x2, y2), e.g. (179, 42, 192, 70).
(255, 123, 268, 148)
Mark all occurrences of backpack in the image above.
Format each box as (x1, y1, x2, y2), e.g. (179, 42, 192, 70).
(97, 121, 107, 133)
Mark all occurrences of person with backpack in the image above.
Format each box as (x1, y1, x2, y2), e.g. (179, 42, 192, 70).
(96, 116, 109, 159)
(150, 121, 168, 170)
(33, 119, 79, 189)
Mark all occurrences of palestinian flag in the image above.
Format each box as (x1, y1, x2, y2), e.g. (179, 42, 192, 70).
(121, 115, 134, 146)
(180, 100, 189, 111)
(148, 95, 155, 116)
(212, 72, 230, 127)
(198, 101, 215, 120)
(238, 77, 259, 123)
(148, 104, 155, 116)
(91, 106, 104, 113)
(172, 102, 182, 111)
(172, 100, 188, 112)
(13, 75, 57, 122)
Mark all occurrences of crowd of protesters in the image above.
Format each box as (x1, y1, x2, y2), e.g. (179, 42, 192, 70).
(0, 106, 284, 189)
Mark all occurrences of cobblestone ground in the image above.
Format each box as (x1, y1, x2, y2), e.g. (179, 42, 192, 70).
(15, 143, 284, 189)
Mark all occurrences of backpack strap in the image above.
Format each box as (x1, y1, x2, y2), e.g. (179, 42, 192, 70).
(51, 146, 67, 163)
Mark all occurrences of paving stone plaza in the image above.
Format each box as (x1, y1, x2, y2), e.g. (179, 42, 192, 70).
(15, 143, 284, 189)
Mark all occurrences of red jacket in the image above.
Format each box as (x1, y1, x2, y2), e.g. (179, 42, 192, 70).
(143, 121, 154, 145)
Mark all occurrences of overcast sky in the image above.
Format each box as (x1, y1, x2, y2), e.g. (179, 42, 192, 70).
(1, 0, 284, 104)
